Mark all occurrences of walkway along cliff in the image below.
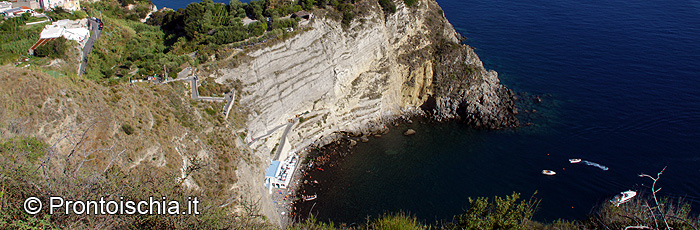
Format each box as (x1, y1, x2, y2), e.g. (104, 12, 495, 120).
(206, 0, 518, 225)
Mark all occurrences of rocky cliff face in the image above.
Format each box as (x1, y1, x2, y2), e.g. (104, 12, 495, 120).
(210, 0, 517, 224)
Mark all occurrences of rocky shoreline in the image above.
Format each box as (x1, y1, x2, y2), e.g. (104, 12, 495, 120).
(286, 108, 513, 224)
(423, 44, 519, 129)
(214, 0, 519, 225)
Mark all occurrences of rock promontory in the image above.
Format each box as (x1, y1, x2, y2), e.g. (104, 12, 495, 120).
(207, 0, 518, 224)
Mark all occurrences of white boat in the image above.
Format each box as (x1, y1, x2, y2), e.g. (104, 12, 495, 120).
(569, 158, 582, 163)
(302, 194, 317, 201)
(611, 190, 637, 206)
(541, 170, 556, 175)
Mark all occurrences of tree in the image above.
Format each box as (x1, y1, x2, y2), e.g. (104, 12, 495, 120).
(378, 0, 396, 14)
(450, 192, 539, 230)
(214, 26, 248, 44)
(21, 12, 31, 21)
(228, 0, 245, 12)
(185, 2, 206, 20)
(245, 1, 265, 20)
(247, 21, 267, 37)
(34, 37, 68, 58)
(404, 0, 417, 7)
(0, 17, 26, 32)
(300, 0, 316, 10)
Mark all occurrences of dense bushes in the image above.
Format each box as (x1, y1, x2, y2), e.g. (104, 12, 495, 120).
(84, 0, 152, 22)
(45, 7, 82, 21)
(450, 193, 539, 230)
(198, 79, 229, 97)
(158, 0, 285, 45)
(34, 37, 68, 58)
(0, 14, 41, 63)
(404, 0, 417, 7)
(378, 0, 396, 14)
(291, 171, 700, 230)
(292, 193, 538, 229)
(84, 19, 187, 79)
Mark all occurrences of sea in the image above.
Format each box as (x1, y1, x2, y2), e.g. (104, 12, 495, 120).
(152, 0, 700, 224)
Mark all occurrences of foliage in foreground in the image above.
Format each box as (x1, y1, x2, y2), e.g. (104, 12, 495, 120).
(0, 67, 259, 229)
(292, 193, 539, 230)
(582, 167, 700, 230)
(0, 136, 270, 229)
(0, 13, 40, 64)
(582, 194, 699, 230)
(449, 192, 539, 229)
(292, 213, 427, 230)
(291, 182, 700, 230)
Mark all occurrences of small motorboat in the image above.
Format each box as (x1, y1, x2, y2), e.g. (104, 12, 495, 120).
(611, 190, 637, 207)
(541, 170, 556, 175)
(302, 194, 317, 201)
(569, 158, 582, 163)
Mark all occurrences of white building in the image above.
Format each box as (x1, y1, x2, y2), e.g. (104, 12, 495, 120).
(0, 2, 12, 13)
(39, 19, 90, 47)
(264, 154, 299, 193)
(29, 18, 90, 54)
(10, 0, 40, 11)
(39, 0, 80, 11)
(2, 6, 35, 18)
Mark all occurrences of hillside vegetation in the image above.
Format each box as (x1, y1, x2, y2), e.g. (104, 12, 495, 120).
(0, 66, 266, 229)
(1, 0, 698, 229)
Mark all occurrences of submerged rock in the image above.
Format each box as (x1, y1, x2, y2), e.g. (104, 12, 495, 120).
(360, 136, 369, 143)
(403, 129, 416, 136)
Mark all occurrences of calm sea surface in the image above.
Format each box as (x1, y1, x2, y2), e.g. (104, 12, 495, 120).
(153, 0, 700, 223)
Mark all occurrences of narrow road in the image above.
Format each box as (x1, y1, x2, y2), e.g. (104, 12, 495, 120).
(273, 121, 295, 161)
(190, 77, 199, 99)
(79, 18, 101, 75)
(223, 92, 236, 119)
(247, 123, 288, 146)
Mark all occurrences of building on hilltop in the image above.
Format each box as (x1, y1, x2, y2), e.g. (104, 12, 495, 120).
(9, 0, 40, 11)
(264, 154, 299, 193)
(0, 2, 12, 13)
(28, 18, 90, 55)
(2, 6, 36, 18)
(291, 10, 311, 20)
(39, 0, 80, 11)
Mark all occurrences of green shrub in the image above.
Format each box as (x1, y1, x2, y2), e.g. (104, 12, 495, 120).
(0, 137, 47, 164)
(378, 0, 396, 14)
(342, 11, 354, 26)
(204, 107, 217, 116)
(368, 212, 426, 230)
(121, 124, 134, 135)
(45, 7, 78, 21)
(449, 192, 539, 230)
(247, 21, 267, 37)
(404, 0, 417, 7)
(34, 37, 68, 58)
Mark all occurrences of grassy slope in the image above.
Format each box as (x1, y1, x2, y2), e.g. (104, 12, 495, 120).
(0, 66, 267, 229)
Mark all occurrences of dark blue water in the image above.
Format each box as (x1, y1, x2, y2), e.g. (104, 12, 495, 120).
(294, 0, 700, 224)
(152, 0, 700, 224)
(150, 0, 249, 10)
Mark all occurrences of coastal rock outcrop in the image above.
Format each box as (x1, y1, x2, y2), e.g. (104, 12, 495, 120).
(424, 44, 519, 129)
(209, 0, 517, 224)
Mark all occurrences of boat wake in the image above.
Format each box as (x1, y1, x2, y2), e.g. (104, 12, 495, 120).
(582, 160, 609, 171)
